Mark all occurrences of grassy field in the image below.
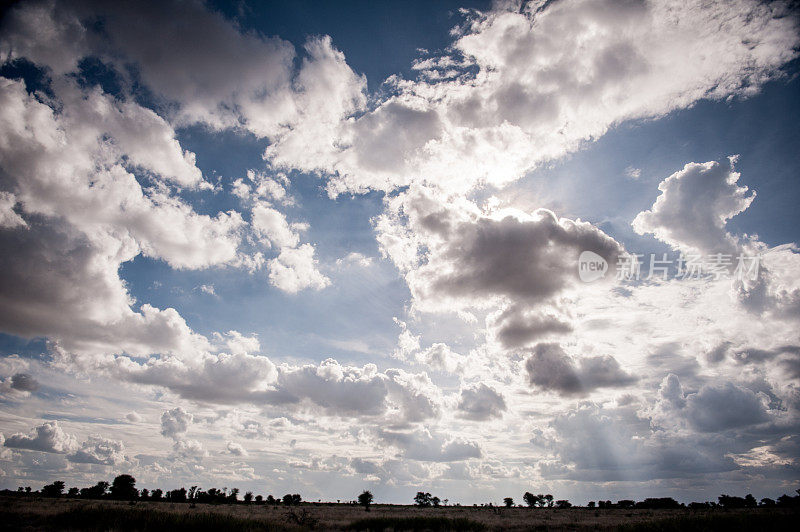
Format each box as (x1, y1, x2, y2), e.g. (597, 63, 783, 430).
(1, 496, 797, 531)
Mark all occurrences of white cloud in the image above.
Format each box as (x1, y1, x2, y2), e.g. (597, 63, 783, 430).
(268, 244, 330, 293)
(3, 421, 79, 454)
(377, 428, 481, 462)
(633, 157, 754, 255)
(0, 191, 26, 228)
(69, 436, 128, 466)
(265, 0, 799, 196)
(199, 284, 216, 296)
(160, 407, 193, 440)
(225, 441, 247, 457)
(251, 203, 300, 249)
(624, 167, 642, 180)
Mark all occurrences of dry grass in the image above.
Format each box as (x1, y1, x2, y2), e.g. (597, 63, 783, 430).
(1, 496, 797, 531)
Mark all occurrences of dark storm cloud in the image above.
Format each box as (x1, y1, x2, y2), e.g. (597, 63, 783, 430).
(525, 343, 637, 396)
(10, 373, 39, 392)
(456, 383, 507, 421)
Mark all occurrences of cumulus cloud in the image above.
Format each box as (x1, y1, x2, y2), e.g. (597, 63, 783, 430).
(268, 0, 798, 196)
(69, 436, 128, 465)
(686, 382, 771, 432)
(549, 403, 738, 480)
(633, 157, 754, 255)
(526, 343, 637, 396)
(491, 305, 573, 348)
(411, 343, 466, 374)
(3, 421, 79, 454)
(377, 428, 481, 462)
(633, 158, 800, 317)
(0, 75, 239, 356)
(160, 407, 193, 440)
(172, 439, 206, 459)
(657, 375, 772, 433)
(268, 243, 330, 293)
(456, 383, 506, 421)
(225, 441, 247, 457)
(377, 187, 623, 315)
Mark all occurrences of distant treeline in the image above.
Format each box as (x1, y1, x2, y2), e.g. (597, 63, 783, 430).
(2, 475, 799, 510)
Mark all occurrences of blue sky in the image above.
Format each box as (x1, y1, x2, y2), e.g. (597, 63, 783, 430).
(1, 0, 800, 505)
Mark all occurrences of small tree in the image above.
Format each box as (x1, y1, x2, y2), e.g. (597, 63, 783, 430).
(283, 493, 302, 505)
(523, 492, 537, 507)
(42, 481, 65, 497)
(151, 489, 163, 501)
(358, 490, 374, 512)
(168, 487, 187, 502)
(140, 488, 149, 500)
(414, 492, 432, 507)
(110, 475, 138, 500)
(543, 494, 554, 507)
(504, 497, 514, 508)
(556, 500, 572, 509)
(228, 488, 239, 502)
(244, 491, 253, 503)
(587, 501, 595, 508)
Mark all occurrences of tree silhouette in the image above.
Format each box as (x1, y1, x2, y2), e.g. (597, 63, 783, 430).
(543, 494, 554, 507)
(432, 496, 441, 507)
(283, 493, 302, 505)
(150, 488, 163, 501)
(556, 500, 572, 509)
(110, 474, 138, 500)
(587, 501, 595, 508)
(42, 481, 65, 497)
(244, 491, 253, 503)
(718, 494, 747, 508)
(523, 492, 537, 507)
(414, 492, 432, 507)
(168, 487, 187, 502)
(503, 497, 514, 508)
(358, 490, 374, 512)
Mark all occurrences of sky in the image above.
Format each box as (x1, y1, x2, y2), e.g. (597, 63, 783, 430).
(0, 0, 799, 505)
